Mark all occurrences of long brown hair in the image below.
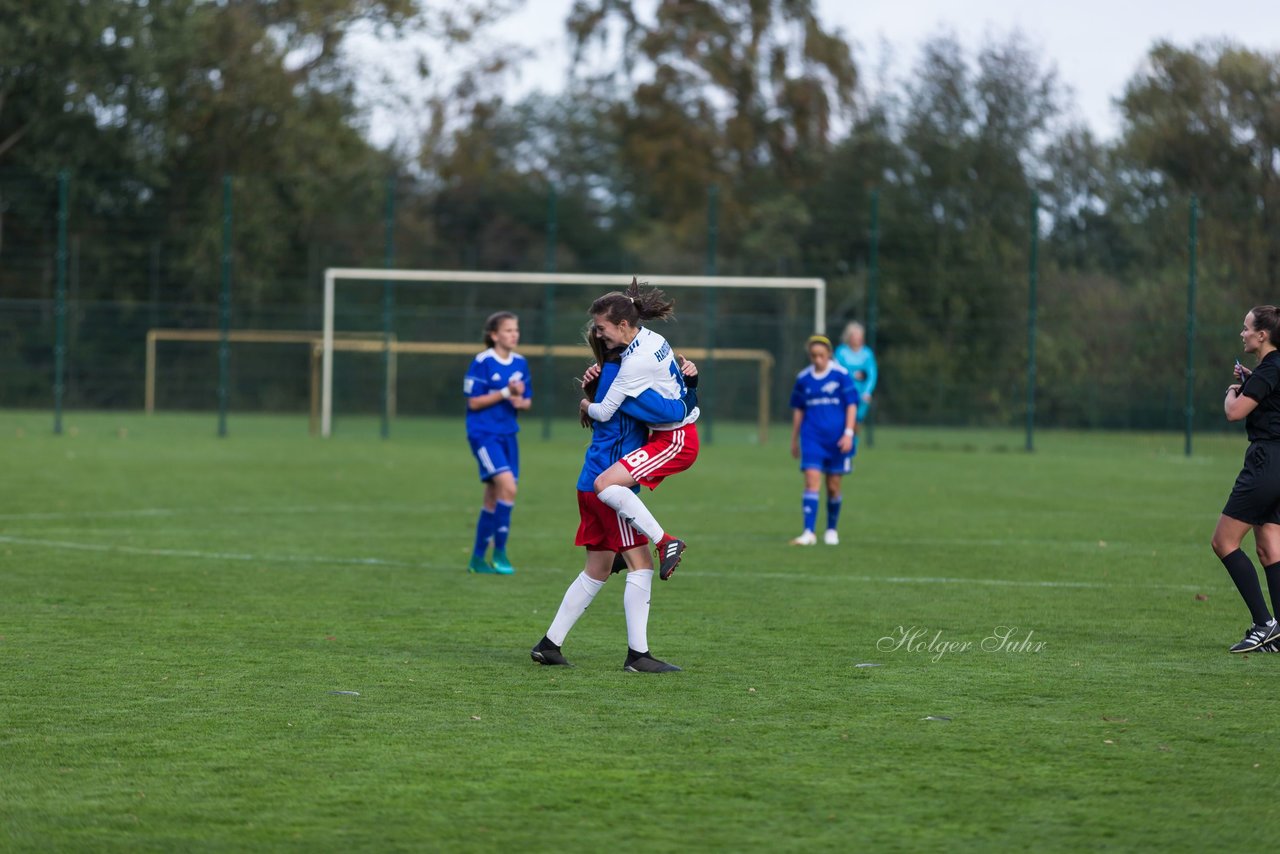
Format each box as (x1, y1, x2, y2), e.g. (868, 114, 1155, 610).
(588, 277, 676, 328)
(580, 323, 624, 428)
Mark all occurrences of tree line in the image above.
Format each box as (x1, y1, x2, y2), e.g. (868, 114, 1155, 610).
(2, 0, 1277, 426)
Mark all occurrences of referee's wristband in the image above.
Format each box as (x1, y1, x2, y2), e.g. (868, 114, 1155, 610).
(500, 386, 512, 399)
(843, 428, 855, 437)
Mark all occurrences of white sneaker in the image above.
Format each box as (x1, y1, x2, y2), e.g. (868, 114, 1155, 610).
(790, 530, 817, 546)
(823, 529, 839, 545)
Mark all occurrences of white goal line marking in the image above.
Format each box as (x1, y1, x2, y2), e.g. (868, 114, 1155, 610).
(694, 569, 1203, 591)
(0, 534, 1206, 591)
(0, 507, 1201, 554)
(0, 534, 423, 569)
(0, 504, 455, 522)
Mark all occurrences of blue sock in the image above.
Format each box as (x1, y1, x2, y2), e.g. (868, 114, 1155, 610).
(473, 508, 496, 558)
(827, 495, 843, 531)
(802, 490, 819, 533)
(493, 500, 514, 552)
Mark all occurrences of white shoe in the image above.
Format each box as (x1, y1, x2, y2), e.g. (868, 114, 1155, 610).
(790, 530, 817, 546)
(823, 529, 839, 545)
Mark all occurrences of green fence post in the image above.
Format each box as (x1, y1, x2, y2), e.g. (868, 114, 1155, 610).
(704, 184, 718, 444)
(381, 175, 396, 440)
(866, 189, 880, 448)
(53, 171, 69, 435)
(1026, 191, 1039, 453)
(542, 185, 558, 441)
(217, 175, 232, 438)
(149, 241, 161, 331)
(1185, 195, 1199, 457)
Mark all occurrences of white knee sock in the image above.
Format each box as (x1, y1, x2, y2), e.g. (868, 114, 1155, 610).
(546, 571, 605, 646)
(598, 485, 666, 542)
(624, 569, 654, 653)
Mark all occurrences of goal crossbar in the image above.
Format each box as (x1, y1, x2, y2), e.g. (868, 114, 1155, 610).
(322, 268, 824, 437)
(309, 340, 774, 442)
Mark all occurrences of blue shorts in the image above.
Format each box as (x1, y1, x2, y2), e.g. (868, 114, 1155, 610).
(800, 436, 856, 475)
(469, 433, 519, 482)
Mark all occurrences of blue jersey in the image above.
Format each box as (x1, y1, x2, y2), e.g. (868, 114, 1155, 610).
(577, 363, 689, 491)
(464, 349, 532, 437)
(833, 344, 877, 399)
(790, 364, 859, 445)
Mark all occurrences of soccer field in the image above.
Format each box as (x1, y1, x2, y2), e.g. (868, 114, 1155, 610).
(2, 412, 1276, 850)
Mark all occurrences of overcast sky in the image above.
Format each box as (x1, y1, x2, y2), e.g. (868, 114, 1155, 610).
(356, 0, 1280, 148)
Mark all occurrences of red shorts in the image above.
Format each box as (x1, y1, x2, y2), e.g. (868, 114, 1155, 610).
(620, 423, 699, 489)
(575, 490, 649, 553)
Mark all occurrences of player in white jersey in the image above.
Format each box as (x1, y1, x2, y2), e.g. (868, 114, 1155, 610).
(585, 327, 695, 428)
(578, 280, 699, 581)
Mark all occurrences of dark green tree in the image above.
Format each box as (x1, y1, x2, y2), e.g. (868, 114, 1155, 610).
(564, 0, 857, 262)
(1120, 40, 1280, 290)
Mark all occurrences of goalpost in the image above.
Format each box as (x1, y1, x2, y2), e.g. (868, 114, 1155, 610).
(320, 269, 827, 438)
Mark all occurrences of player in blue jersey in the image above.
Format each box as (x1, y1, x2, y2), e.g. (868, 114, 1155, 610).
(789, 335, 859, 546)
(834, 321, 876, 425)
(463, 311, 532, 575)
(530, 332, 697, 672)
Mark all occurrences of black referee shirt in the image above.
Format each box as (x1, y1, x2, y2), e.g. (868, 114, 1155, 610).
(1241, 350, 1280, 441)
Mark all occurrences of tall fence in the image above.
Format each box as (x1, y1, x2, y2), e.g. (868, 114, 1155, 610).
(0, 169, 1262, 446)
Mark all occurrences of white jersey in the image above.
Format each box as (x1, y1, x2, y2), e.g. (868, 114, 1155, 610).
(586, 326, 700, 430)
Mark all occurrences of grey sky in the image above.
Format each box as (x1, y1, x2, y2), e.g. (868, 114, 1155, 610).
(816, 0, 1280, 137)
(356, 0, 1280, 148)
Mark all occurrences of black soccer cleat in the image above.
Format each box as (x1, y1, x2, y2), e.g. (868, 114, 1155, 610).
(530, 636, 573, 667)
(610, 552, 629, 575)
(656, 536, 686, 581)
(1229, 620, 1280, 653)
(623, 649, 682, 673)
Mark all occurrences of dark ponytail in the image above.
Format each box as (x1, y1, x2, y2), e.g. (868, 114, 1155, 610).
(588, 277, 676, 327)
(1252, 306, 1280, 345)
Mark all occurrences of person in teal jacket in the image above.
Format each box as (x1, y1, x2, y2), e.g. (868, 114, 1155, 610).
(834, 321, 876, 423)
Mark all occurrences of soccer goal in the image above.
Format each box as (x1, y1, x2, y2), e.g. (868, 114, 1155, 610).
(320, 268, 827, 438)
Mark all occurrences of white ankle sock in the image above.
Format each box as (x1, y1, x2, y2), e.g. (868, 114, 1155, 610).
(624, 569, 654, 653)
(598, 485, 665, 542)
(546, 571, 605, 646)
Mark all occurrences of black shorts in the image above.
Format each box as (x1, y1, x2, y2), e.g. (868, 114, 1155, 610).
(1223, 441, 1280, 526)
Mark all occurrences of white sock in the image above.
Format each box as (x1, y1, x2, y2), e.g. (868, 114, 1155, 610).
(598, 485, 666, 542)
(624, 569, 654, 653)
(546, 571, 605, 646)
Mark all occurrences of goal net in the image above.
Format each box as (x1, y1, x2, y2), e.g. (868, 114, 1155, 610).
(321, 269, 828, 439)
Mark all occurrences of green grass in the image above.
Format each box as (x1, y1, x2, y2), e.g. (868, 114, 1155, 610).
(2, 411, 1276, 851)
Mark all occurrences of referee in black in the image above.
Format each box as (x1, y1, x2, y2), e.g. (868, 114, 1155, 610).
(1213, 305, 1280, 652)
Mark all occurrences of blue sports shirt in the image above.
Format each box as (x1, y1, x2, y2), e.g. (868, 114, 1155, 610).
(790, 364, 859, 445)
(577, 362, 689, 491)
(464, 349, 532, 437)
